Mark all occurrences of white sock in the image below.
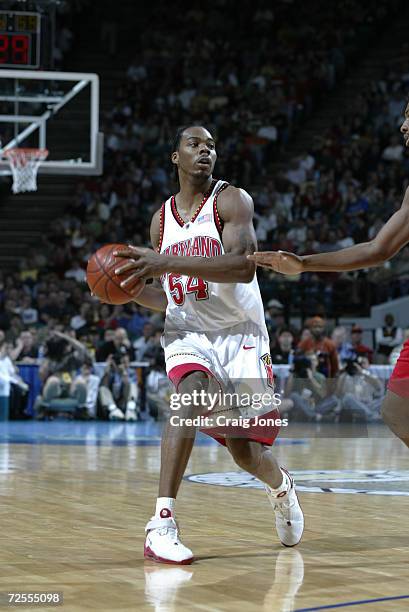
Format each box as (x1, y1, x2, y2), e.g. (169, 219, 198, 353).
(269, 468, 290, 497)
(155, 497, 176, 519)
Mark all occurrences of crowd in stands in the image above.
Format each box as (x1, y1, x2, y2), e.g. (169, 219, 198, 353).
(1, 0, 409, 423)
(0, 298, 406, 423)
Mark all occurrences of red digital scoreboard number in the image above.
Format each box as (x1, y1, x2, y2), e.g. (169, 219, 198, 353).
(0, 11, 40, 68)
(0, 34, 30, 65)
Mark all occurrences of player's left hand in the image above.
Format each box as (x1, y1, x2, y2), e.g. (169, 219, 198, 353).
(113, 245, 166, 283)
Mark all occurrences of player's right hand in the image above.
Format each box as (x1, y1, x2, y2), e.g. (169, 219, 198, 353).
(247, 250, 304, 275)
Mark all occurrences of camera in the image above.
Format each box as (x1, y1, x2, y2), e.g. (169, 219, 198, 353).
(292, 355, 311, 378)
(344, 358, 358, 376)
(112, 352, 124, 365)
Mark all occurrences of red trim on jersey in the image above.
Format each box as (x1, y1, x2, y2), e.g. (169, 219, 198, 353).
(157, 202, 165, 252)
(170, 179, 218, 228)
(190, 179, 218, 223)
(213, 182, 229, 238)
(171, 196, 185, 228)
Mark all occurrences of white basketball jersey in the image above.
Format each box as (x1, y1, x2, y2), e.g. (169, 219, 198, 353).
(158, 179, 268, 335)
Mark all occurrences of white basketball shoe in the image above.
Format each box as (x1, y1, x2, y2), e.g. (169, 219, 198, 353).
(265, 468, 304, 547)
(144, 509, 194, 565)
(125, 400, 138, 421)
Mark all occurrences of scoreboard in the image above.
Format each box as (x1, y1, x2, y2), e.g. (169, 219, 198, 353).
(0, 11, 41, 69)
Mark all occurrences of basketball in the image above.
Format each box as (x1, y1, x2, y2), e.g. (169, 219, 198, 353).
(86, 243, 145, 305)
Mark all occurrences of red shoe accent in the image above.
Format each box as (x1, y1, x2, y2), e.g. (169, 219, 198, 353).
(144, 544, 194, 565)
(243, 345, 256, 350)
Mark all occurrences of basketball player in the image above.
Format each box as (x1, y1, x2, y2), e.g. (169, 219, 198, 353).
(113, 126, 304, 564)
(249, 103, 409, 451)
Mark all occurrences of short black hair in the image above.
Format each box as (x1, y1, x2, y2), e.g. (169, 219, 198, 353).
(171, 124, 208, 183)
(172, 125, 191, 153)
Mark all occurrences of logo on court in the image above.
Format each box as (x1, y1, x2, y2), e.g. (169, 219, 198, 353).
(185, 470, 409, 496)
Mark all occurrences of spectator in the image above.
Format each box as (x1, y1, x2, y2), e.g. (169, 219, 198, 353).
(264, 299, 286, 335)
(350, 325, 374, 363)
(35, 331, 91, 419)
(337, 356, 383, 422)
(298, 316, 339, 381)
(19, 295, 38, 325)
(65, 259, 86, 283)
(98, 353, 139, 421)
(96, 327, 135, 362)
(270, 330, 294, 365)
(0, 338, 28, 419)
(10, 330, 39, 363)
(375, 314, 403, 364)
(145, 352, 171, 420)
(381, 134, 404, 162)
(331, 326, 355, 364)
(133, 322, 156, 361)
(73, 360, 100, 419)
(285, 351, 338, 422)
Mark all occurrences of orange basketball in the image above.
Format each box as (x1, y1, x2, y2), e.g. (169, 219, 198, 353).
(86, 243, 145, 305)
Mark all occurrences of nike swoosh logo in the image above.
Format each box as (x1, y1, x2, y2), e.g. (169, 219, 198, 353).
(243, 345, 256, 350)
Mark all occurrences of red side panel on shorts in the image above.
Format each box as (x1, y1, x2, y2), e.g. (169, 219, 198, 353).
(168, 364, 280, 447)
(388, 339, 409, 398)
(168, 363, 215, 391)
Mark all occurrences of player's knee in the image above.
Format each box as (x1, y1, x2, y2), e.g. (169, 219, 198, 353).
(381, 391, 408, 425)
(228, 440, 259, 473)
(381, 396, 399, 425)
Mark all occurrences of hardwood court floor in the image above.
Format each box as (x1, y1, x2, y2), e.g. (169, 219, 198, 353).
(0, 421, 409, 611)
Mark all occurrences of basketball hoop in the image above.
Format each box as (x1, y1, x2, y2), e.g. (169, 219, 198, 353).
(3, 148, 49, 194)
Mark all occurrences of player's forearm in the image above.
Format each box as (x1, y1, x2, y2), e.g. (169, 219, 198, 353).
(133, 285, 168, 311)
(301, 241, 385, 272)
(164, 254, 255, 283)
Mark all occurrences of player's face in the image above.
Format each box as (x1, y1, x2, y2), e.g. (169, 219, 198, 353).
(400, 103, 409, 147)
(172, 127, 217, 181)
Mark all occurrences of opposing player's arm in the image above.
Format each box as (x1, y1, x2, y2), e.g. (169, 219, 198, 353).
(130, 208, 168, 311)
(249, 186, 409, 274)
(114, 187, 257, 284)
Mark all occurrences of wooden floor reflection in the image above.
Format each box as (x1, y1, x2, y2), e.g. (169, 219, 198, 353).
(0, 422, 408, 611)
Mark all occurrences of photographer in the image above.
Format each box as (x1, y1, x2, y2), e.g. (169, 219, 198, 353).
(35, 330, 92, 419)
(96, 327, 135, 362)
(145, 352, 171, 420)
(98, 353, 139, 421)
(9, 330, 39, 363)
(336, 356, 383, 422)
(286, 350, 338, 421)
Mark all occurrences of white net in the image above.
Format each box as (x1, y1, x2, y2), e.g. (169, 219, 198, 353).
(3, 148, 49, 194)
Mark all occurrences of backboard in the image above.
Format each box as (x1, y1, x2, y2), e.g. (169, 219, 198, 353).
(0, 69, 103, 176)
